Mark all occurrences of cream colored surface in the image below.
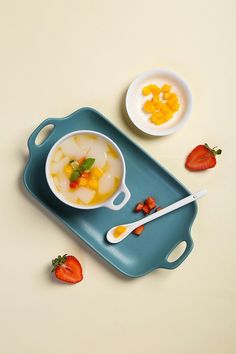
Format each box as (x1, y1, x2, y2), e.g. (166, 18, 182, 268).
(0, 1, 235, 354)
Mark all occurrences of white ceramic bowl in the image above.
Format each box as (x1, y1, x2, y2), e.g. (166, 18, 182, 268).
(126, 68, 192, 136)
(45, 130, 131, 210)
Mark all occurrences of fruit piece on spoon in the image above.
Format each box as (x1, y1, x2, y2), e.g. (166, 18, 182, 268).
(113, 225, 127, 238)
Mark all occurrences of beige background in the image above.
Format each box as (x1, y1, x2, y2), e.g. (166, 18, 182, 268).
(0, 1, 235, 354)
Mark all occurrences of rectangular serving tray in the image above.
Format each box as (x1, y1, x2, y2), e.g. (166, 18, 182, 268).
(23, 108, 197, 277)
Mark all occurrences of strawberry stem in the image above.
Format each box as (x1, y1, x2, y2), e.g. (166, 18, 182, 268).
(204, 143, 222, 156)
(51, 254, 67, 272)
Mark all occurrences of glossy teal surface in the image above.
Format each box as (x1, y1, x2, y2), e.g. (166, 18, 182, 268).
(23, 108, 197, 277)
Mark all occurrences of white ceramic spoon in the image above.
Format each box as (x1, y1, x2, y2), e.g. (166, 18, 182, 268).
(106, 189, 207, 244)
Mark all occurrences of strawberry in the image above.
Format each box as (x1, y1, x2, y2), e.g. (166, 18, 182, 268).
(185, 143, 222, 171)
(135, 202, 144, 212)
(70, 181, 78, 189)
(142, 203, 150, 214)
(146, 196, 156, 210)
(51, 254, 83, 284)
(133, 225, 144, 236)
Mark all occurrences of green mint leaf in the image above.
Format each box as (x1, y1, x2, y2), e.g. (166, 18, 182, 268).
(79, 166, 84, 174)
(81, 158, 95, 171)
(70, 170, 81, 181)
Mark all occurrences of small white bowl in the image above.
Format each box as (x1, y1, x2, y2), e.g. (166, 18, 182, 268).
(45, 130, 131, 210)
(126, 68, 192, 136)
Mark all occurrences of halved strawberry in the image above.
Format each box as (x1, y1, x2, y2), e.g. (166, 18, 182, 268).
(135, 202, 144, 212)
(133, 225, 144, 236)
(185, 143, 222, 171)
(146, 196, 156, 210)
(52, 254, 83, 284)
(142, 203, 150, 214)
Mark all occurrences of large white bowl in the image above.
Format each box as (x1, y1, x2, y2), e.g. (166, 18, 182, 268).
(126, 68, 192, 136)
(45, 130, 131, 210)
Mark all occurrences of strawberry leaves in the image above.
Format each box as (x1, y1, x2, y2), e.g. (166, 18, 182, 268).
(51, 254, 67, 272)
(204, 143, 222, 156)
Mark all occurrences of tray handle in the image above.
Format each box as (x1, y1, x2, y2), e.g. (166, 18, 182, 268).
(104, 183, 131, 211)
(161, 236, 194, 270)
(28, 118, 59, 152)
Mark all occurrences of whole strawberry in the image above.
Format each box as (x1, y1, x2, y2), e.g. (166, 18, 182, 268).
(51, 254, 83, 284)
(185, 143, 222, 171)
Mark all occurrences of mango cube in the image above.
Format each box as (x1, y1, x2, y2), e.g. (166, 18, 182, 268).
(114, 225, 127, 238)
(91, 167, 103, 178)
(171, 102, 180, 112)
(161, 84, 171, 93)
(152, 95, 160, 104)
(164, 92, 171, 100)
(63, 164, 73, 178)
(150, 113, 158, 124)
(160, 103, 171, 113)
(156, 111, 163, 119)
(164, 111, 174, 121)
(150, 111, 164, 124)
(88, 178, 98, 190)
(79, 177, 88, 187)
(167, 96, 180, 111)
(156, 117, 167, 125)
(142, 86, 151, 96)
(170, 92, 178, 101)
(150, 84, 161, 95)
(143, 100, 156, 113)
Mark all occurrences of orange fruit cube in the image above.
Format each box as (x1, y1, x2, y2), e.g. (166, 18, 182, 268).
(88, 178, 98, 190)
(156, 117, 167, 125)
(142, 86, 151, 96)
(79, 177, 88, 187)
(64, 164, 73, 178)
(161, 84, 171, 93)
(164, 111, 174, 121)
(150, 111, 164, 125)
(152, 95, 160, 104)
(164, 92, 171, 100)
(171, 102, 180, 112)
(150, 84, 161, 95)
(143, 100, 156, 113)
(170, 92, 178, 101)
(91, 167, 103, 178)
(160, 103, 171, 113)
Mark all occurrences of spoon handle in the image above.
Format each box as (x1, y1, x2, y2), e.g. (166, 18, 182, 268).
(130, 189, 208, 230)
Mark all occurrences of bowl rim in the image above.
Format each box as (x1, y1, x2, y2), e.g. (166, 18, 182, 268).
(45, 129, 127, 209)
(125, 68, 193, 136)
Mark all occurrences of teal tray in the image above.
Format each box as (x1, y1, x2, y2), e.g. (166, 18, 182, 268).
(23, 108, 197, 277)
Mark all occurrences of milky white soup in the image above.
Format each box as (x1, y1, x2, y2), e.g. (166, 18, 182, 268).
(50, 134, 123, 206)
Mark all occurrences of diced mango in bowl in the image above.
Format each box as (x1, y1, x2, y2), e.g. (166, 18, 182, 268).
(142, 84, 180, 126)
